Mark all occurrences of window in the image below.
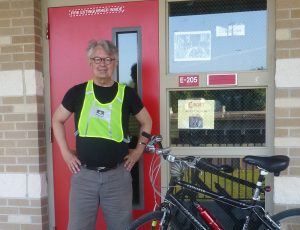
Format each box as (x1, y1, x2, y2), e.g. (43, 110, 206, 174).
(169, 88, 266, 147)
(114, 28, 143, 208)
(168, 0, 267, 73)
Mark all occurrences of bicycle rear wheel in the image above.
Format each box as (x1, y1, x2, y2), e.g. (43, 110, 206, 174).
(127, 210, 181, 230)
(258, 208, 300, 230)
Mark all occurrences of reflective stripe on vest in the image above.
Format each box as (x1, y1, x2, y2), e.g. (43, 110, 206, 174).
(77, 80, 125, 142)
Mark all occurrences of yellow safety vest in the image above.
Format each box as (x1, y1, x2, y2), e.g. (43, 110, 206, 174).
(77, 80, 125, 142)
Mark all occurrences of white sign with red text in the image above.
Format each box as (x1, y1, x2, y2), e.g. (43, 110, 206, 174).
(178, 99, 215, 129)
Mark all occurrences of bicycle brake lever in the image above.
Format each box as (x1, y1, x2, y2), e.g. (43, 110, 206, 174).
(145, 144, 156, 153)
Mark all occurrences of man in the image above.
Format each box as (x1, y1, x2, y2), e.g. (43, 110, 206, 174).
(52, 39, 152, 230)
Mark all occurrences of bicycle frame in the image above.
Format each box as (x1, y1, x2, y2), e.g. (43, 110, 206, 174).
(160, 164, 280, 230)
(140, 133, 286, 230)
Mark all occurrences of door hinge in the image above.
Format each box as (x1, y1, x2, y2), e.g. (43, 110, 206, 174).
(46, 23, 50, 40)
(49, 127, 53, 143)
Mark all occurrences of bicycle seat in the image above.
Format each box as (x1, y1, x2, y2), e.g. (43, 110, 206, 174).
(243, 155, 289, 176)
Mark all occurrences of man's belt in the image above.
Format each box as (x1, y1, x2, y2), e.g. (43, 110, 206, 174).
(81, 164, 119, 172)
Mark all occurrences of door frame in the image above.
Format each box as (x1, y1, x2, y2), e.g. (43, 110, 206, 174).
(44, 1, 159, 228)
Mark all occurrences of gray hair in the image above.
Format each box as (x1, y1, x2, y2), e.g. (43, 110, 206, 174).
(86, 39, 118, 59)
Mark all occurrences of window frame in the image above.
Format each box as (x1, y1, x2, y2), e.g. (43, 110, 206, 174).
(159, 0, 275, 157)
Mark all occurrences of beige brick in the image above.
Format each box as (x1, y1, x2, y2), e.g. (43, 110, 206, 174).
(31, 216, 42, 223)
(16, 140, 38, 148)
(12, 35, 35, 44)
(0, 54, 12, 62)
(291, 29, 300, 38)
(0, 27, 23, 36)
(0, 207, 18, 215)
(291, 9, 300, 18)
(277, 39, 300, 49)
(4, 114, 25, 122)
(275, 128, 289, 137)
(5, 131, 26, 139)
(5, 147, 27, 155)
(13, 53, 35, 62)
(0, 199, 7, 205)
(20, 207, 41, 215)
(27, 130, 39, 138)
(24, 44, 35, 52)
(0, 156, 16, 163)
(275, 107, 289, 117)
(276, 28, 290, 40)
(3, 97, 24, 104)
(290, 148, 300, 156)
(16, 122, 37, 130)
(18, 156, 39, 164)
(27, 113, 45, 122)
(275, 118, 300, 127)
(1, 45, 24, 54)
(1, 62, 23, 70)
(27, 147, 39, 155)
(289, 157, 300, 165)
(276, 9, 290, 20)
(26, 96, 44, 104)
(12, 18, 34, 27)
(291, 49, 300, 58)
(0, 2, 10, 9)
(0, 10, 21, 19)
(291, 108, 300, 116)
(6, 165, 27, 172)
(0, 140, 15, 147)
(29, 164, 46, 173)
(276, 49, 290, 59)
(277, 0, 300, 9)
(276, 89, 290, 97)
(289, 166, 300, 175)
(0, 122, 15, 130)
(290, 89, 300, 97)
(11, 1, 34, 9)
(0, 223, 19, 230)
(290, 129, 300, 137)
(8, 199, 29, 206)
(21, 224, 43, 230)
(0, 165, 4, 172)
(0, 19, 10, 27)
(0, 215, 8, 222)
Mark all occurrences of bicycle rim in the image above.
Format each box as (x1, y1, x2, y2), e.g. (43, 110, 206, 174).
(127, 210, 181, 230)
(258, 208, 300, 230)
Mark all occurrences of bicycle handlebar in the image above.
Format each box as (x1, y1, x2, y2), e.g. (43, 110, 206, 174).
(142, 133, 256, 188)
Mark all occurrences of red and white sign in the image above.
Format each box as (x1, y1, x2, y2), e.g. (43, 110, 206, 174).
(207, 73, 237, 86)
(178, 75, 199, 87)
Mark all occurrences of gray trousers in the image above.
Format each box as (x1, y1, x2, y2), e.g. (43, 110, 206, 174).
(68, 164, 132, 230)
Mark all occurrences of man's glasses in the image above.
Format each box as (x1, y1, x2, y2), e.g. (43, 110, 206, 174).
(90, 57, 115, 65)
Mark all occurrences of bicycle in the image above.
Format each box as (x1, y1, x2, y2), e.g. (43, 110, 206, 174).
(127, 133, 300, 230)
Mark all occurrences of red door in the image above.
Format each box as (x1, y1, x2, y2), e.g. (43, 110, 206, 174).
(49, 1, 159, 229)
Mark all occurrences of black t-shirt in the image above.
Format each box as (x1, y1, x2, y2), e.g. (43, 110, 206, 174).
(62, 81, 144, 167)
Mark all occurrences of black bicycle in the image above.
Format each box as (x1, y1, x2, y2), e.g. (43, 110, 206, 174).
(127, 133, 300, 230)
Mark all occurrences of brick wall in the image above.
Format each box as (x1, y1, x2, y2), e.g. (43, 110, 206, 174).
(0, 0, 48, 229)
(274, 0, 300, 212)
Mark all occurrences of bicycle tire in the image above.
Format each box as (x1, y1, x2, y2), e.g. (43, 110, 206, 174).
(257, 208, 300, 230)
(127, 210, 182, 230)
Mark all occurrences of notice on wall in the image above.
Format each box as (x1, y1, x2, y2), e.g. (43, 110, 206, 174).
(178, 99, 215, 129)
(174, 31, 211, 61)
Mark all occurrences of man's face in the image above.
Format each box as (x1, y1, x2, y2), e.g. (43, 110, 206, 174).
(89, 46, 117, 81)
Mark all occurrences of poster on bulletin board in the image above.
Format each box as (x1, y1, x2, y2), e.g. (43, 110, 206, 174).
(178, 99, 215, 129)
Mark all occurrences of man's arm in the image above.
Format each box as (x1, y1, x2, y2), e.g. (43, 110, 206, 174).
(52, 104, 81, 173)
(124, 107, 152, 171)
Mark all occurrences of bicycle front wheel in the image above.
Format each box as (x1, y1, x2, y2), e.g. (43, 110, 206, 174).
(127, 210, 181, 230)
(258, 208, 300, 230)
